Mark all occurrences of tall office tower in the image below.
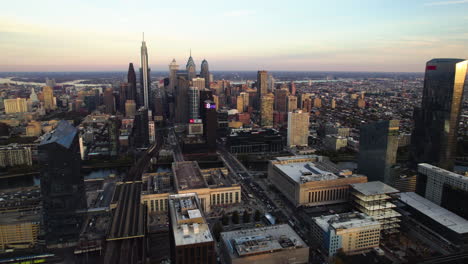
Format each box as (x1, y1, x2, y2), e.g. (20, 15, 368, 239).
(42, 86, 56, 111)
(153, 90, 164, 121)
(358, 120, 400, 184)
(287, 110, 310, 147)
(257, 70, 268, 109)
(298, 93, 311, 109)
(200, 59, 210, 88)
(203, 100, 217, 150)
(289, 81, 296, 95)
(103, 87, 115, 114)
(192, 77, 205, 89)
(4, 98, 28, 114)
(188, 87, 200, 120)
(134, 107, 149, 148)
(267, 74, 275, 92)
(236, 95, 244, 113)
(148, 120, 155, 144)
(186, 51, 197, 81)
(39, 120, 86, 246)
(175, 78, 190, 123)
(140, 34, 150, 108)
(29, 88, 38, 103)
(287, 95, 298, 112)
(168, 59, 179, 92)
(127, 63, 137, 101)
(119, 83, 128, 113)
(125, 100, 137, 117)
(274, 88, 289, 112)
(411, 58, 467, 170)
(199, 89, 214, 119)
(239, 92, 249, 112)
(260, 93, 274, 127)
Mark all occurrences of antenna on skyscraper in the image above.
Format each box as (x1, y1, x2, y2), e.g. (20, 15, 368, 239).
(190, 48, 192, 57)
(142, 32, 145, 41)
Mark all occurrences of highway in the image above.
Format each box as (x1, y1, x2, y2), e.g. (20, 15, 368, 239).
(168, 128, 184, 162)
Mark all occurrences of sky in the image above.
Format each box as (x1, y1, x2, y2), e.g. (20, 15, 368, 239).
(1, 0, 468, 72)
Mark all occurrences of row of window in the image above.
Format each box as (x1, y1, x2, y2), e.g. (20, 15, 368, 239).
(308, 188, 348, 203)
(211, 192, 240, 205)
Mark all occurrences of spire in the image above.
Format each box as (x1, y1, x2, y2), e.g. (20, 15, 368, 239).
(190, 48, 192, 57)
(142, 32, 145, 41)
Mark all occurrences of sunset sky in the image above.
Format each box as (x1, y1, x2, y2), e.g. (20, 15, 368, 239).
(1, 0, 468, 72)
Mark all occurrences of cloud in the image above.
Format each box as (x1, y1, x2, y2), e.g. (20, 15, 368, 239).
(223, 10, 256, 17)
(425, 0, 468, 6)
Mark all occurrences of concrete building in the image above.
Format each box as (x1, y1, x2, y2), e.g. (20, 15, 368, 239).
(257, 70, 268, 110)
(188, 87, 200, 120)
(324, 135, 348, 151)
(350, 181, 400, 234)
(4, 98, 27, 114)
(26, 121, 42, 137)
(313, 97, 322, 108)
(141, 163, 241, 213)
(287, 95, 298, 112)
(220, 224, 309, 264)
(125, 100, 136, 117)
(274, 88, 289, 112)
(168, 193, 215, 264)
(42, 86, 56, 111)
(192, 77, 205, 90)
(311, 212, 381, 256)
(260, 93, 274, 127)
(287, 110, 309, 147)
(0, 145, 33, 168)
(239, 92, 249, 112)
(268, 156, 367, 207)
(0, 211, 40, 251)
(236, 95, 244, 113)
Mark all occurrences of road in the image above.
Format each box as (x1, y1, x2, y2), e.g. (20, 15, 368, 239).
(169, 128, 184, 162)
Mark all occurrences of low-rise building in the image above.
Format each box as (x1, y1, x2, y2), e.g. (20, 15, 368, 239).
(0, 211, 40, 251)
(268, 156, 367, 207)
(220, 224, 309, 264)
(0, 144, 33, 167)
(324, 135, 348, 151)
(311, 212, 381, 256)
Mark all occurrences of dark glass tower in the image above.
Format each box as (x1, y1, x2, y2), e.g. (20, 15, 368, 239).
(134, 107, 149, 148)
(358, 120, 399, 184)
(200, 59, 210, 88)
(127, 63, 137, 101)
(411, 58, 467, 170)
(186, 51, 196, 81)
(39, 120, 86, 246)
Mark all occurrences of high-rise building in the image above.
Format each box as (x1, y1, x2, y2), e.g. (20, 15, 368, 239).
(411, 58, 468, 170)
(39, 120, 86, 246)
(200, 59, 210, 88)
(260, 93, 274, 127)
(186, 51, 196, 81)
(203, 100, 217, 150)
(140, 34, 151, 108)
(168, 59, 179, 92)
(103, 87, 115, 114)
(358, 120, 399, 184)
(357, 98, 365, 108)
(289, 81, 296, 95)
(257, 70, 268, 109)
(331, 98, 336, 109)
(119, 83, 128, 114)
(267, 74, 275, 92)
(188, 87, 200, 120)
(274, 88, 289, 112)
(42, 86, 56, 111)
(127, 63, 137, 101)
(175, 78, 190, 123)
(125, 100, 137, 117)
(299, 93, 311, 109)
(287, 95, 298, 112)
(192, 77, 205, 90)
(148, 120, 155, 144)
(239, 92, 249, 112)
(4, 98, 27, 114)
(0, 145, 32, 167)
(236, 95, 244, 113)
(134, 107, 149, 148)
(29, 88, 38, 103)
(287, 110, 309, 147)
(313, 97, 322, 108)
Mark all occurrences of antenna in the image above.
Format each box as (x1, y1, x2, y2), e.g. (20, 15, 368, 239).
(142, 32, 145, 41)
(190, 48, 192, 57)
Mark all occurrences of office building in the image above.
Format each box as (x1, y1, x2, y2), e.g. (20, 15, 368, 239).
(350, 181, 400, 234)
(236, 95, 244, 113)
(226, 128, 284, 154)
(26, 121, 42, 137)
(103, 87, 115, 114)
(0, 145, 32, 168)
(0, 211, 40, 251)
(148, 120, 155, 144)
(274, 88, 289, 112)
(39, 120, 86, 246)
(175, 78, 190, 123)
(287, 95, 298, 112)
(188, 87, 200, 120)
(203, 100, 217, 150)
(125, 100, 137, 117)
(127, 63, 137, 101)
(324, 135, 348, 151)
(220, 224, 309, 264)
(268, 156, 367, 207)
(140, 34, 151, 108)
(287, 110, 309, 147)
(200, 59, 210, 88)
(134, 107, 149, 148)
(331, 98, 336, 109)
(169, 59, 180, 92)
(119, 83, 128, 113)
(239, 92, 248, 111)
(411, 59, 468, 170)
(192, 77, 205, 90)
(257, 70, 268, 109)
(311, 212, 381, 256)
(42, 86, 56, 111)
(168, 193, 216, 264)
(186, 52, 197, 81)
(358, 120, 399, 184)
(260, 93, 274, 127)
(4, 98, 27, 114)
(29, 88, 39, 103)
(416, 163, 468, 219)
(313, 97, 322, 108)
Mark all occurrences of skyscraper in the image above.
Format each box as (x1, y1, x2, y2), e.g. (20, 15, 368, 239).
(411, 58, 467, 170)
(239, 92, 249, 112)
(42, 86, 56, 111)
(39, 120, 86, 246)
(188, 87, 200, 120)
(134, 107, 149, 148)
(274, 88, 289, 112)
(140, 34, 150, 108)
(236, 95, 244, 113)
(287, 110, 310, 147)
(127, 63, 137, 101)
(103, 87, 115, 114)
(30, 88, 38, 103)
(4, 98, 27, 114)
(358, 120, 399, 184)
(192, 77, 205, 90)
(168, 59, 179, 92)
(287, 95, 298, 112)
(260, 93, 274, 127)
(186, 51, 196, 81)
(203, 100, 217, 151)
(200, 59, 210, 88)
(257, 70, 268, 110)
(119, 83, 128, 114)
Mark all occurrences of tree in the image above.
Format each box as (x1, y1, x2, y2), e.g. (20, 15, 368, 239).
(212, 222, 223, 241)
(232, 211, 240, 224)
(222, 213, 229, 226)
(254, 210, 262, 222)
(243, 210, 250, 223)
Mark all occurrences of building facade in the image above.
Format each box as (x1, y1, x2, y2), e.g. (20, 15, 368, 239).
(287, 110, 309, 147)
(4, 98, 27, 114)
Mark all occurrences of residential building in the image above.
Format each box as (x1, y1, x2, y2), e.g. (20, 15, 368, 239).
(0, 145, 32, 167)
(4, 98, 27, 114)
(287, 110, 309, 147)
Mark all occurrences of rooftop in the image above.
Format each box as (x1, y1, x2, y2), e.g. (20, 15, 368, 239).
(313, 212, 381, 232)
(221, 224, 306, 258)
(351, 181, 399, 196)
(169, 193, 213, 246)
(39, 120, 77, 148)
(418, 163, 468, 183)
(0, 210, 41, 225)
(399, 192, 468, 235)
(173, 161, 207, 191)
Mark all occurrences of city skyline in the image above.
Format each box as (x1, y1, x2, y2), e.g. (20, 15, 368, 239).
(2, 0, 468, 72)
